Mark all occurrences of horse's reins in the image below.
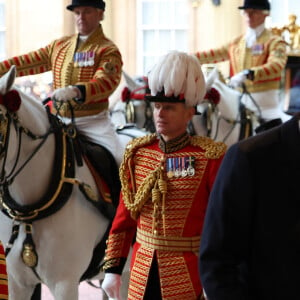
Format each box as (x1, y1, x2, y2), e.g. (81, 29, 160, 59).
(0, 111, 54, 186)
(0, 106, 58, 280)
(240, 83, 264, 122)
(0, 100, 78, 280)
(0, 98, 113, 283)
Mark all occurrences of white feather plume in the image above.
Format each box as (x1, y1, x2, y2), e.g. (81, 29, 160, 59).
(169, 53, 188, 96)
(147, 50, 206, 106)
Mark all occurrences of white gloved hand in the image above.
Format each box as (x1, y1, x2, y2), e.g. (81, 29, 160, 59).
(229, 71, 247, 88)
(101, 273, 122, 300)
(51, 86, 80, 101)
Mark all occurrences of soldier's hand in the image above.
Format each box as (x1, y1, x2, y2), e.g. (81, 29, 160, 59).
(101, 273, 122, 300)
(228, 71, 247, 88)
(52, 86, 80, 101)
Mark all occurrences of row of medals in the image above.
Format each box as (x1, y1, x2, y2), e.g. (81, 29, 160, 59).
(166, 156, 195, 179)
(74, 51, 95, 67)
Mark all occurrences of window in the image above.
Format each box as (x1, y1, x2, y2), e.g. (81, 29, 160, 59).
(136, 0, 189, 75)
(0, 0, 5, 61)
(269, 0, 300, 26)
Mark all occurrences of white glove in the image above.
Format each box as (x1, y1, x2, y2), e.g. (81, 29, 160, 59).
(101, 273, 122, 300)
(229, 71, 247, 88)
(51, 86, 80, 101)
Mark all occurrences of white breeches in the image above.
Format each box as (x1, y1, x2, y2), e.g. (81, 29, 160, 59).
(60, 111, 124, 166)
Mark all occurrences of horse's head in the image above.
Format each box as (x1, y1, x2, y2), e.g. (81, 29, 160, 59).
(191, 67, 245, 145)
(0, 65, 16, 95)
(110, 71, 155, 132)
(201, 67, 241, 118)
(0, 66, 23, 155)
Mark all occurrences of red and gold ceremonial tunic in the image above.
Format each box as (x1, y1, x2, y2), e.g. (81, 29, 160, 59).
(104, 133, 226, 300)
(0, 241, 8, 299)
(0, 25, 122, 118)
(195, 29, 287, 93)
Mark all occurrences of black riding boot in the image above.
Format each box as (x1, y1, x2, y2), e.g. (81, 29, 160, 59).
(31, 284, 41, 300)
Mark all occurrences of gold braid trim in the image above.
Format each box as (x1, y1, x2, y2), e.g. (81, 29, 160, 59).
(120, 134, 159, 220)
(190, 136, 227, 159)
(120, 134, 226, 220)
(102, 258, 121, 271)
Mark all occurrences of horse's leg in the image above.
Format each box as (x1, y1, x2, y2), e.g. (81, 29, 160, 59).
(49, 281, 78, 300)
(8, 280, 36, 300)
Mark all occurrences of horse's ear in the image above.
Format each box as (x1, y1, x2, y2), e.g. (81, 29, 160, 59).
(205, 67, 219, 91)
(0, 65, 16, 95)
(122, 71, 141, 91)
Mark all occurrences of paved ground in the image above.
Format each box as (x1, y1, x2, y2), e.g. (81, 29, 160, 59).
(42, 281, 104, 299)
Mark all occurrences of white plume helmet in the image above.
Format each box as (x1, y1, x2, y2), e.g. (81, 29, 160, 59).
(147, 51, 206, 106)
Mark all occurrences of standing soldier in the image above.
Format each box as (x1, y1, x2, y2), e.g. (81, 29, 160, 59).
(101, 51, 226, 300)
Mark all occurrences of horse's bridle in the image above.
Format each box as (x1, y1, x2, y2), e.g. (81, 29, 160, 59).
(203, 87, 263, 143)
(0, 100, 111, 282)
(123, 82, 155, 132)
(0, 108, 53, 187)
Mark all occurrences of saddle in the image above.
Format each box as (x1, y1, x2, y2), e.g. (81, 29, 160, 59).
(75, 135, 121, 281)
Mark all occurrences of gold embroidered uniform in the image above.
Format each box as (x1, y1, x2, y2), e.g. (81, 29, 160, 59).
(103, 133, 226, 300)
(0, 25, 122, 118)
(0, 242, 8, 299)
(196, 29, 287, 93)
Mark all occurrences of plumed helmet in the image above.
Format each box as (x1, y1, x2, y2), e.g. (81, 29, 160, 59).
(66, 0, 106, 11)
(238, 0, 270, 10)
(145, 51, 206, 107)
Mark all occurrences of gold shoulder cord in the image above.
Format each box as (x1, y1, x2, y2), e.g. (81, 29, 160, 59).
(120, 135, 226, 220)
(120, 134, 159, 219)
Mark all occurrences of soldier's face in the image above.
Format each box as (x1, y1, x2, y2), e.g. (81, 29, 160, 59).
(73, 6, 104, 35)
(242, 9, 268, 29)
(153, 102, 194, 142)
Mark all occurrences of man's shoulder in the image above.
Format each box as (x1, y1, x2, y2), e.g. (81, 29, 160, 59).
(51, 34, 74, 46)
(190, 136, 227, 159)
(262, 29, 286, 44)
(125, 133, 157, 152)
(234, 118, 288, 154)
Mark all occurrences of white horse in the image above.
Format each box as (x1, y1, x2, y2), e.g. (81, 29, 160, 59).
(0, 66, 135, 300)
(111, 68, 291, 148)
(109, 72, 155, 133)
(195, 67, 291, 146)
(111, 69, 270, 147)
(191, 67, 259, 146)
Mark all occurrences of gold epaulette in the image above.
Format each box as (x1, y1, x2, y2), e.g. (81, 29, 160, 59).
(123, 133, 157, 158)
(190, 136, 227, 159)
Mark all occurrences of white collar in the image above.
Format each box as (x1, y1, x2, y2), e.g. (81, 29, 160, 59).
(79, 35, 89, 42)
(245, 23, 265, 48)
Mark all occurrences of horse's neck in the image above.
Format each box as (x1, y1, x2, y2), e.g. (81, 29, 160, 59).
(214, 79, 240, 118)
(6, 101, 56, 205)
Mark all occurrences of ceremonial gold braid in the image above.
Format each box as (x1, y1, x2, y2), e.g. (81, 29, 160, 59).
(151, 173, 168, 235)
(120, 134, 226, 220)
(190, 136, 227, 159)
(120, 134, 159, 219)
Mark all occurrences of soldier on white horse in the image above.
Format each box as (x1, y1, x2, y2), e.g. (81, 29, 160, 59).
(0, 0, 124, 166)
(195, 0, 291, 126)
(0, 0, 133, 298)
(0, 64, 133, 299)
